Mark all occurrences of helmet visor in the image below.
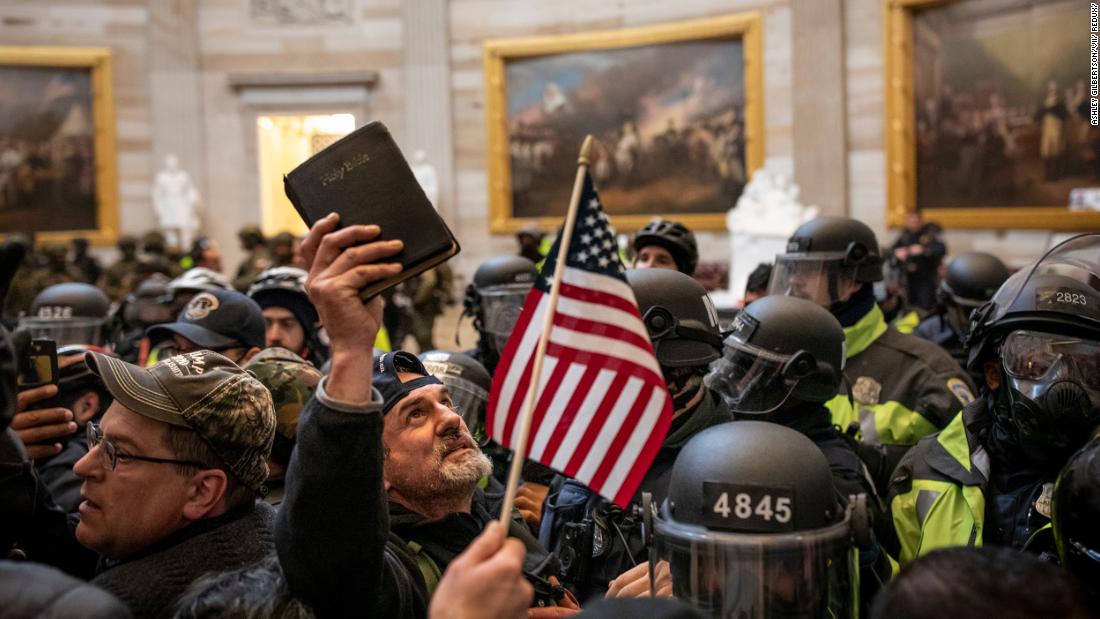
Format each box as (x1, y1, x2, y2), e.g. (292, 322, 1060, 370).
(1003, 330, 1100, 389)
(987, 234, 1100, 328)
(479, 283, 533, 356)
(652, 513, 857, 619)
(768, 254, 859, 307)
(17, 317, 106, 348)
(705, 339, 797, 414)
(421, 366, 490, 443)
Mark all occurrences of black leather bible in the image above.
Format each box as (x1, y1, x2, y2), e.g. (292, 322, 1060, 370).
(283, 121, 460, 300)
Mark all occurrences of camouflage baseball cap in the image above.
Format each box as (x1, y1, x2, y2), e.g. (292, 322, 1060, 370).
(84, 350, 276, 493)
(244, 347, 320, 443)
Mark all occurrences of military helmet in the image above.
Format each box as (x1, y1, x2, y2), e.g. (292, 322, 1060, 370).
(169, 267, 232, 295)
(418, 350, 492, 443)
(633, 219, 699, 275)
(117, 235, 138, 252)
(20, 283, 111, 347)
(244, 347, 321, 467)
(770, 217, 884, 306)
(1052, 439, 1100, 591)
(238, 225, 265, 245)
(654, 421, 856, 618)
(941, 252, 1010, 308)
(625, 268, 722, 368)
(706, 295, 845, 413)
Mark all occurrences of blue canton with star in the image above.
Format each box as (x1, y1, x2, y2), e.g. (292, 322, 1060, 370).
(535, 173, 626, 293)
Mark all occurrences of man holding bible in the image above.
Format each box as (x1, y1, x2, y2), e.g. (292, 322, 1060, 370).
(276, 213, 577, 618)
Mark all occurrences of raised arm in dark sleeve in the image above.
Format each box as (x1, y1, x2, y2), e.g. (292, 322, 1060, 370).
(275, 382, 428, 618)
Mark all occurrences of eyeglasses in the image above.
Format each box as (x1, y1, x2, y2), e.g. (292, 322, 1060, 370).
(86, 422, 209, 472)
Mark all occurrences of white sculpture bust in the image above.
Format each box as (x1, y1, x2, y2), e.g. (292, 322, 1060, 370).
(152, 154, 201, 249)
(411, 149, 440, 208)
(724, 168, 820, 306)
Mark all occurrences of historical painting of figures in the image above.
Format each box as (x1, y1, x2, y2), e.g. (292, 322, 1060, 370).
(0, 47, 118, 244)
(886, 0, 1100, 229)
(483, 14, 763, 233)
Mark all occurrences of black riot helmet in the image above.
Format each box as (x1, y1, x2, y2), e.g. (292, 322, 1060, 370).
(706, 295, 845, 414)
(19, 283, 111, 347)
(463, 256, 537, 360)
(419, 350, 492, 445)
(968, 234, 1100, 463)
(654, 421, 857, 618)
(1052, 439, 1100, 597)
(769, 216, 884, 307)
(121, 274, 176, 329)
(942, 252, 1010, 309)
(633, 219, 699, 276)
(626, 268, 722, 368)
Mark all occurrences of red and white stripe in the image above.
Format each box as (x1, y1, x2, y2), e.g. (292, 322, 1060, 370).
(487, 266, 672, 508)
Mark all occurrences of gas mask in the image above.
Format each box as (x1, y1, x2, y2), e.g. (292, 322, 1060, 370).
(1000, 329, 1100, 462)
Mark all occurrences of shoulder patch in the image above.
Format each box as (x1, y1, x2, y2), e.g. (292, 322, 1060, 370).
(947, 377, 975, 406)
(852, 376, 882, 405)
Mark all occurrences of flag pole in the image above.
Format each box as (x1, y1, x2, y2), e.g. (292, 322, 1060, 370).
(499, 134, 594, 522)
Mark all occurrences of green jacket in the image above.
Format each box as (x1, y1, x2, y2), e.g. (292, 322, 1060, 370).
(887, 402, 989, 564)
(826, 305, 976, 448)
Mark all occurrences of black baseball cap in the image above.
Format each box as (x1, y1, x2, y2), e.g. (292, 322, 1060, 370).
(372, 351, 442, 414)
(147, 289, 265, 350)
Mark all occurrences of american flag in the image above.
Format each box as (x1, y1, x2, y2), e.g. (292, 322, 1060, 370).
(486, 173, 673, 508)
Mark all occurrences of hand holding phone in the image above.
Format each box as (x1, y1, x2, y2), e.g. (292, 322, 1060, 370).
(12, 384, 76, 460)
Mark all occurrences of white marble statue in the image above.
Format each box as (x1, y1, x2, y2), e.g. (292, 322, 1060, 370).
(411, 149, 440, 208)
(152, 154, 202, 249)
(725, 168, 820, 305)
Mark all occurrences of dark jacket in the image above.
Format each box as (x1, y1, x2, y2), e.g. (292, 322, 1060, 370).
(914, 313, 966, 369)
(539, 389, 730, 601)
(275, 383, 428, 619)
(91, 502, 276, 619)
(0, 560, 131, 619)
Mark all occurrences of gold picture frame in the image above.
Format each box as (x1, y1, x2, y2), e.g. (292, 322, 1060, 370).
(884, 0, 1100, 230)
(483, 13, 764, 234)
(0, 46, 119, 245)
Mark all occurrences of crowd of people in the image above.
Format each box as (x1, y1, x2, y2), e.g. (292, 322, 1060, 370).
(0, 206, 1098, 619)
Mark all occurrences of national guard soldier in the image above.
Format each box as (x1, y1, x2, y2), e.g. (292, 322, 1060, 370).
(633, 219, 699, 276)
(770, 216, 975, 492)
(99, 235, 141, 302)
(461, 255, 538, 376)
(915, 252, 1010, 370)
(233, 226, 270, 292)
(244, 347, 321, 506)
(888, 234, 1100, 565)
(540, 268, 730, 601)
(648, 421, 863, 618)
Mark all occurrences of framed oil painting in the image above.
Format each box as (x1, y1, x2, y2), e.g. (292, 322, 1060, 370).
(885, 0, 1100, 229)
(0, 47, 118, 244)
(483, 13, 764, 233)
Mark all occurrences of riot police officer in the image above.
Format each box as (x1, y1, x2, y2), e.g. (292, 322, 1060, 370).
(462, 255, 538, 376)
(17, 283, 111, 348)
(915, 252, 1010, 369)
(770, 216, 975, 491)
(108, 274, 175, 363)
(1051, 439, 1100, 606)
(539, 268, 730, 601)
(651, 420, 861, 617)
(248, 266, 329, 368)
(889, 234, 1100, 565)
(633, 219, 699, 276)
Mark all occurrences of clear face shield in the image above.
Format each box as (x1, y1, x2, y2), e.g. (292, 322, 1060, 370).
(16, 317, 107, 348)
(705, 339, 809, 414)
(478, 283, 533, 357)
(421, 362, 490, 445)
(651, 511, 858, 619)
(768, 254, 860, 308)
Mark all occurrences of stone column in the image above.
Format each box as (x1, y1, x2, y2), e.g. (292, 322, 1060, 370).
(791, 0, 848, 216)
(402, 0, 457, 224)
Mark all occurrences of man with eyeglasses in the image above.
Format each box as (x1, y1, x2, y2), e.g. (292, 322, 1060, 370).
(888, 234, 1100, 565)
(145, 288, 265, 367)
(69, 348, 277, 617)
